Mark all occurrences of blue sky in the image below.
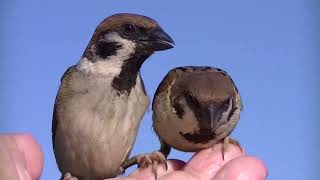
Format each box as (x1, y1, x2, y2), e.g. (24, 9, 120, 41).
(1, 1, 319, 179)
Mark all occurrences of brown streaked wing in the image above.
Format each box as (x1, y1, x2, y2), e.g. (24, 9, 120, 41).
(52, 65, 76, 148)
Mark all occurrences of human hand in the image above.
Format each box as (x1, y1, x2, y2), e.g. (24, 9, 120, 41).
(110, 144, 267, 180)
(0, 133, 43, 180)
(0, 134, 267, 180)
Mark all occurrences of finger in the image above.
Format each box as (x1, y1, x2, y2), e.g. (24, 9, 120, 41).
(0, 134, 35, 180)
(184, 143, 244, 180)
(213, 156, 268, 180)
(128, 159, 186, 180)
(0, 135, 23, 179)
(13, 133, 44, 180)
(158, 171, 199, 180)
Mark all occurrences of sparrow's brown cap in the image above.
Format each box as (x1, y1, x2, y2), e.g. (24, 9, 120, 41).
(97, 13, 159, 31)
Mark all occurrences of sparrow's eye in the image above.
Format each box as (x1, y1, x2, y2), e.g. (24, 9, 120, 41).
(122, 24, 136, 35)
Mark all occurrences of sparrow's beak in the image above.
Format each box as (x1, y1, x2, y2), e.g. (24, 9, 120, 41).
(146, 28, 175, 51)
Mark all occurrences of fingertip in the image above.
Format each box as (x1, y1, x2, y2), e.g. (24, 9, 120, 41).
(166, 159, 186, 171)
(214, 156, 268, 180)
(184, 143, 244, 179)
(129, 159, 186, 179)
(13, 133, 44, 180)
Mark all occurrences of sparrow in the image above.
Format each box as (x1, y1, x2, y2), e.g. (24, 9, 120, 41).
(52, 13, 174, 180)
(152, 66, 243, 159)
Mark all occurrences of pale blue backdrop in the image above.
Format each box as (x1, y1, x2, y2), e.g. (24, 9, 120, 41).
(1, 1, 319, 179)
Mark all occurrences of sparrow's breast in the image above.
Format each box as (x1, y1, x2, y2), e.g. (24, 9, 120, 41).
(54, 71, 149, 178)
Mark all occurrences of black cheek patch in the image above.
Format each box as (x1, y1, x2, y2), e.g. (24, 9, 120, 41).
(172, 96, 185, 119)
(96, 41, 122, 59)
(179, 129, 216, 144)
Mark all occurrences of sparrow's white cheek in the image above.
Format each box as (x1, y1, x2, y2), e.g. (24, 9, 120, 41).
(77, 32, 136, 76)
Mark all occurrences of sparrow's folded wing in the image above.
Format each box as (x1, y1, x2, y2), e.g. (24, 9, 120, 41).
(52, 65, 76, 148)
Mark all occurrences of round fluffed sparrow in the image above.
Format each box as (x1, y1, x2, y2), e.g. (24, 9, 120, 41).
(152, 66, 243, 159)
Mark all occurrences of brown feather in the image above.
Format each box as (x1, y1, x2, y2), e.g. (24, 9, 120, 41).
(52, 65, 77, 148)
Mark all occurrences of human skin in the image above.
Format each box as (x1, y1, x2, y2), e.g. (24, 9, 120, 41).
(0, 133, 267, 180)
(0, 134, 44, 180)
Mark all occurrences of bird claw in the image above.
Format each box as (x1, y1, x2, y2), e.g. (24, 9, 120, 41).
(137, 151, 168, 178)
(221, 137, 242, 160)
(62, 172, 78, 180)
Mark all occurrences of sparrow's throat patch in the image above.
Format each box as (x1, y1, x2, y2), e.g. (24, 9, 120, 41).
(112, 52, 150, 95)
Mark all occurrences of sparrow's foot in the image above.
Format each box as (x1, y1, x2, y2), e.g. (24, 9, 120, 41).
(138, 151, 167, 169)
(221, 136, 242, 160)
(138, 151, 167, 179)
(121, 151, 167, 178)
(62, 173, 78, 180)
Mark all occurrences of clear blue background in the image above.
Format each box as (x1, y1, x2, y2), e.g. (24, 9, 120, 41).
(1, 1, 319, 179)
